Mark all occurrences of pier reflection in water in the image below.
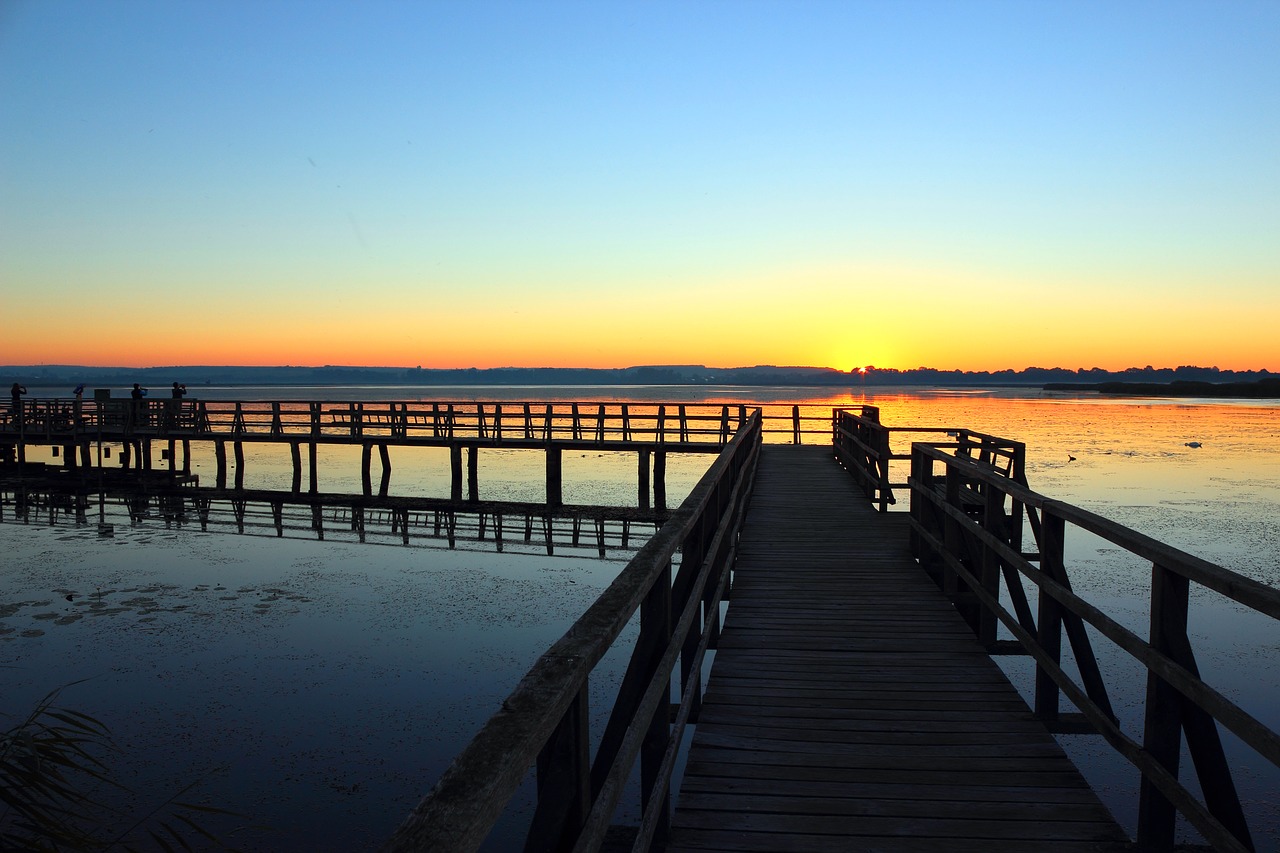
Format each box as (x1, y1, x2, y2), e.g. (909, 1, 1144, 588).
(0, 483, 666, 560)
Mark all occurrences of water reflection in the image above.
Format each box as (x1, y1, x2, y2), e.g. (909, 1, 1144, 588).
(0, 483, 665, 560)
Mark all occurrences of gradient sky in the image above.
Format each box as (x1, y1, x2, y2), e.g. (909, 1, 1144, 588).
(2, 1, 1278, 372)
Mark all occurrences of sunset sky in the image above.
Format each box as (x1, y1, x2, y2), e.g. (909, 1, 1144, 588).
(2, 1, 1278, 372)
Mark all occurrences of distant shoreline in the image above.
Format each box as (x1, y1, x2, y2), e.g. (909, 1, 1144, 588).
(3, 363, 1274, 390)
(1045, 378, 1280, 399)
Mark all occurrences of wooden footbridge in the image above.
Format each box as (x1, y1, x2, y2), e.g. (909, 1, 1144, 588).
(666, 445, 1127, 851)
(5, 399, 1277, 851)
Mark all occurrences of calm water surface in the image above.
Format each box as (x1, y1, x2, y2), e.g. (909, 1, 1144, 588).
(3, 385, 1277, 849)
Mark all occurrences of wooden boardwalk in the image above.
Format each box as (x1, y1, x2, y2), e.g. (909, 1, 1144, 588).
(668, 446, 1129, 852)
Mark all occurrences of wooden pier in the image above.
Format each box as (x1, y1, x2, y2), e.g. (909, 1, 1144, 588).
(5, 399, 1273, 851)
(667, 446, 1128, 851)
(0, 398, 773, 508)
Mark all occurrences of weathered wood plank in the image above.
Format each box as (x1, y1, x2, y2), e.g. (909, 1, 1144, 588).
(668, 446, 1127, 852)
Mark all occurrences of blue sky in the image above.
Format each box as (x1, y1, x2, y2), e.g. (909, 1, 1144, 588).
(2, 0, 1278, 370)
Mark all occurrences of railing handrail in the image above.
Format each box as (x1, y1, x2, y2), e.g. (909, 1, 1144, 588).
(380, 411, 762, 852)
(907, 440, 1278, 852)
(2, 398, 839, 446)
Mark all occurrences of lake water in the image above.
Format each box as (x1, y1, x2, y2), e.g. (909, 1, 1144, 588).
(2, 385, 1277, 850)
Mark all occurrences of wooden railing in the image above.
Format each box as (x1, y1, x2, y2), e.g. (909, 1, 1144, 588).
(908, 441, 1280, 852)
(380, 411, 762, 852)
(832, 405, 1025, 511)
(0, 399, 848, 447)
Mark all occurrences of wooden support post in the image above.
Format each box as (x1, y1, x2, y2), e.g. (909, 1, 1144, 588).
(361, 443, 373, 496)
(654, 450, 667, 511)
(525, 688, 591, 852)
(979, 486, 1003, 648)
(141, 440, 152, 471)
(233, 441, 244, 490)
(62, 445, 76, 471)
(214, 440, 225, 488)
(167, 439, 176, 475)
(1035, 512, 1066, 720)
(467, 446, 478, 502)
(450, 445, 463, 501)
(547, 446, 563, 507)
(638, 448, 651, 509)
(181, 439, 191, 475)
(79, 442, 91, 471)
(640, 560, 673, 845)
(378, 443, 391, 497)
(308, 442, 318, 493)
(792, 405, 801, 444)
(1137, 562, 1188, 850)
(290, 442, 302, 493)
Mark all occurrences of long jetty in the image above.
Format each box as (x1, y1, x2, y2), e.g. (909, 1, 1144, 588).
(0, 397, 796, 507)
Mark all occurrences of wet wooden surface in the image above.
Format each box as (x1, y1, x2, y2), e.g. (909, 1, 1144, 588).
(668, 445, 1129, 852)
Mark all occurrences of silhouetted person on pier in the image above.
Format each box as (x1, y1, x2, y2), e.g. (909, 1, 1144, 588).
(9, 382, 25, 414)
(132, 383, 147, 426)
(167, 382, 187, 428)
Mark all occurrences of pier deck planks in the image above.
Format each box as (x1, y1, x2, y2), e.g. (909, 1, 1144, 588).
(668, 446, 1127, 852)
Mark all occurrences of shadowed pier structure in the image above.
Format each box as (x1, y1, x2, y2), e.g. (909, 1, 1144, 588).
(667, 446, 1128, 851)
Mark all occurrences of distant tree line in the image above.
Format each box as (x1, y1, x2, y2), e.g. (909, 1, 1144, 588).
(2, 362, 1274, 390)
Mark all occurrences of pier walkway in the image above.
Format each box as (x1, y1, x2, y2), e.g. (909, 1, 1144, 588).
(668, 446, 1128, 852)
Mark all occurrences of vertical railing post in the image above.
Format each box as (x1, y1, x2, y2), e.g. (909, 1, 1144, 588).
(467, 447, 478, 502)
(653, 451, 666, 511)
(978, 485, 1003, 648)
(449, 445, 463, 501)
(639, 559, 673, 847)
(1035, 511, 1066, 720)
(638, 448, 650, 509)
(361, 443, 373, 496)
(1137, 562, 1189, 850)
(877, 427, 893, 511)
(791, 405, 800, 444)
(908, 445, 925, 559)
(524, 687, 591, 853)
(547, 447, 563, 507)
